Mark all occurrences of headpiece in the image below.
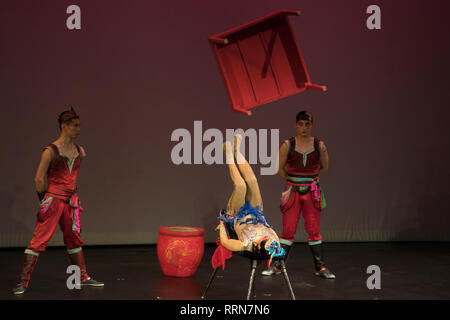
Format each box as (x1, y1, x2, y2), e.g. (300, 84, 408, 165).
(296, 110, 313, 123)
(58, 106, 79, 128)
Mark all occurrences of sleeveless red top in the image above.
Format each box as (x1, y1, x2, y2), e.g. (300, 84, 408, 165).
(46, 144, 83, 192)
(285, 138, 321, 176)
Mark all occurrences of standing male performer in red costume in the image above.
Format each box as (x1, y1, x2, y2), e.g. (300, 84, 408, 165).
(262, 110, 335, 279)
(12, 107, 103, 295)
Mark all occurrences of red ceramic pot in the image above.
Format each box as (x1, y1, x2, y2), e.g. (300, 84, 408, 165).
(157, 226, 205, 277)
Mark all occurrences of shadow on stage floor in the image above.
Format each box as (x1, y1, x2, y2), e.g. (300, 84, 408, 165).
(1, 242, 449, 300)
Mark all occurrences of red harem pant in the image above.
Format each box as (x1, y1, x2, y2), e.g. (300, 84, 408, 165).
(27, 195, 83, 253)
(279, 184, 322, 243)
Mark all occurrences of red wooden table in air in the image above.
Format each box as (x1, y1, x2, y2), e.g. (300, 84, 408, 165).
(209, 10, 326, 115)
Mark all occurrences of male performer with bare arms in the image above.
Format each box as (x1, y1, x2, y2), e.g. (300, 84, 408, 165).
(12, 108, 103, 295)
(262, 110, 335, 279)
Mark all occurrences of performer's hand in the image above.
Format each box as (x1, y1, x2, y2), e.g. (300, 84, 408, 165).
(215, 221, 224, 231)
(37, 191, 46, 202)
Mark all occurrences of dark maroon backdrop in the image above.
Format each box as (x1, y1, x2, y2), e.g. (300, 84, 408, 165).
(1, 0, 449, 247)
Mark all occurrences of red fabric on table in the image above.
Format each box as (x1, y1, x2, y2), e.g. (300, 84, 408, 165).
(211, 237, 233, 270)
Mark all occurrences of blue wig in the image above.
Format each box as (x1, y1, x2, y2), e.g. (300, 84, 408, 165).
(219, 202, 271, 229)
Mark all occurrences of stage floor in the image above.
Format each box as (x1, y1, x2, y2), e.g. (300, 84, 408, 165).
(1, 242, 449, 300)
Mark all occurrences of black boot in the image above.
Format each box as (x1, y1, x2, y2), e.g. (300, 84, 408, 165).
(261, 243, 292, 276)
(68, 249, 104, 287)
(309, 243, 335, 279)
(12, 252, 39, 295)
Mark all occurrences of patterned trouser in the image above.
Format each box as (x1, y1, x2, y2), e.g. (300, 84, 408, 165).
(279, 183, 322, 245)
(27, 195, 83, 253)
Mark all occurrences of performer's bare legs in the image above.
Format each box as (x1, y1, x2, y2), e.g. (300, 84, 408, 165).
(233, 135, 263, 211)
(223, 140, 246, 216)
(224, 134, 262, 215)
